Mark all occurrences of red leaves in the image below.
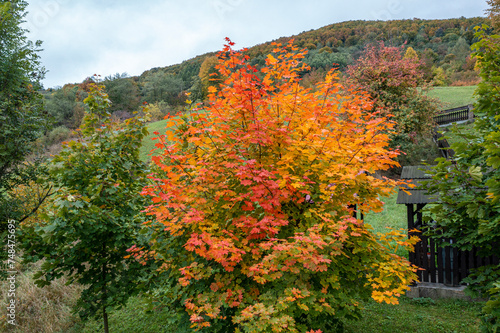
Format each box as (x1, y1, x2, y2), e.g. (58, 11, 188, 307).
(184, 232, 245, 272)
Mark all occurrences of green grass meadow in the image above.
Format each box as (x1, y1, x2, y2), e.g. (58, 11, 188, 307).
(139, 118, 170, 161)
(428, 85, 478, 145)
(65, 294, 482, 333)
(426, 85, 477, 109)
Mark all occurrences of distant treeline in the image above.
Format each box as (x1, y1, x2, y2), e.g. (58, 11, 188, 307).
(42, 16, 488, 131)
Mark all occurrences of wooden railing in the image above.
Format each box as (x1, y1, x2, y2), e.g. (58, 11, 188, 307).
(434, 105, 474, 126)
(432, 130, 454, 159)
(431, 105, 474, 159)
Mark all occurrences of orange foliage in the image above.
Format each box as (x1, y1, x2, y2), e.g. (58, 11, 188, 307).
(141, 38, 417, 332)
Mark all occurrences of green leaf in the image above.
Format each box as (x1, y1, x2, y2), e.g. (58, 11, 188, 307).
(469, 166, 482, 182)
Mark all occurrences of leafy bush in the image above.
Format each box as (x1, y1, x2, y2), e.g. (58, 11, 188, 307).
(423, 26, 500, 333)
(139, 39, 418, 332)
(21, 82, 152, 333)
(346, 42, 440, 167)
(42, 126, 72, 147)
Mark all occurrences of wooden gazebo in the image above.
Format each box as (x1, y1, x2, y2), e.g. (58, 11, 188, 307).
(397, 165, 499, 286)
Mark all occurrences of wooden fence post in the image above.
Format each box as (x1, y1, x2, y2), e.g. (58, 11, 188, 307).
(468, 104, 474, 121)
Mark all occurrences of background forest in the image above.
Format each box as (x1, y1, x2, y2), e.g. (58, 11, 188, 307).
(42, 16, 486, 149)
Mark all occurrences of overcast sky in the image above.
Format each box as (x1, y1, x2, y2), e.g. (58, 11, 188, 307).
(23, 0, 489, 89)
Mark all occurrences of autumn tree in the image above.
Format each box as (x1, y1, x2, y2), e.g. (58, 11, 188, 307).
(198, 55, 223, 100)
(21, 83, 151, 333)
(487, 0, 500, 31)
(346, 42, 439, 166)
(403, 46, 419, 62)
(139, 39, 417, 332)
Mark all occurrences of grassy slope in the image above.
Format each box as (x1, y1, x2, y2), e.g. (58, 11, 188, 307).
(139, 118, 169, 161)
(426, 85, 478, 145)
(426, 86, 477, 109)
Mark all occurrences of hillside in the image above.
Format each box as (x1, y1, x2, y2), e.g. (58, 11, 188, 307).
(43, 16, 489, 130)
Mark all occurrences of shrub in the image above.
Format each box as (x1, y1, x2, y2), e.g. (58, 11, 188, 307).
(43, 126, 72, 147)
(139, 39, 418, 332)
(346, 42, 440, 167)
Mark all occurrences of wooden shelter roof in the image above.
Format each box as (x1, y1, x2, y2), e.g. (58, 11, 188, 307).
(397, 165, 437, 205)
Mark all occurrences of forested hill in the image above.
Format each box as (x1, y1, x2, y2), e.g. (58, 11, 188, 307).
(43, 16, 488, 130)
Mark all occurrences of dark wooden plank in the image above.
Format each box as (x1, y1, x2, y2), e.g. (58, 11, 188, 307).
(486, 256, 492, 266)
(437, 241, 444, 283)
(407, 204, 415, 266)
(415, 236, 422, 282)
(475, 252, 482, 269)
(422, 235, 429, 282)
(445, 244, 452, 285)
(469, 248, 475, 271)
(460, 250, 467, 282)
(430, 237, 436, 283)
(453, 246, 459, 286)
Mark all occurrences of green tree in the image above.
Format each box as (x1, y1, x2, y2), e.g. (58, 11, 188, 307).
(142, 71, 184, 105)
(103, 73, 140, 113)
(451, 37, 472, 68)
(0, 0, 50, 242)
(44, 84, 87, 128)
(21, 83, 151, 333)
(423, 26, 500, 332)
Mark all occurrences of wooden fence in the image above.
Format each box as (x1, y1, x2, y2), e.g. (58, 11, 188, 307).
(432, 130, 454, 159)
(411, 231, 499, 286)
(430, 105, 474, 159)
(433, 105, 474, 126)
(400, 106, 500, 286)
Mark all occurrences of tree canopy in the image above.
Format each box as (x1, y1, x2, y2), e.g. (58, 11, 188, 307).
(0, 0, 50, 234)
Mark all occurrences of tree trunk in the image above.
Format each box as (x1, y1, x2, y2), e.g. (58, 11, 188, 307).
(102, 247, 109, 333)
(103, 306, 109, 333)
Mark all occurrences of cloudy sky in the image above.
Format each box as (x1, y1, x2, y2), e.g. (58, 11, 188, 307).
(24, 0, 489, 88)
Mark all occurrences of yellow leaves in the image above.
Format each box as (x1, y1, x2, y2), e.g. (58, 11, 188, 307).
(266, 54, 278, 65)
(371, 290, 400, 305)
(297, 303, 309, 311)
